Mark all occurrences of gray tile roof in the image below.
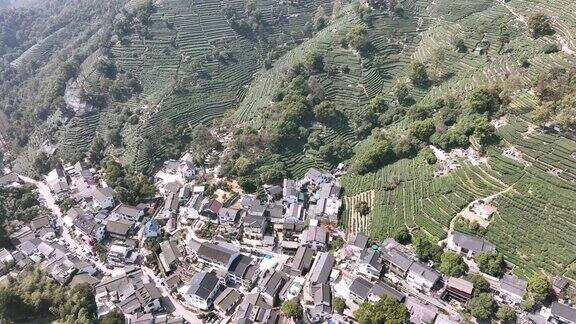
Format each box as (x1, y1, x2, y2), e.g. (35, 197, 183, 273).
(359, 249, 384, 271)
(113, 204, 142, 218)
(243, 215, 266, 229)
(73, 215, 102, 237)
(350, 232, 369, 249)
(186, 271, 219, 299)
(452, 232, 496, 254)
(219, 207, 240, 223)
(248, 203, 267, 216)
(305, 226, 328, 244)
(551, 302, 576, 323)
(106, 219, 133, 236)
(371, 282, 405, 302)
(267, 204, 284, 219)
(283, 179, 299, 198)
(261, 271, 288, 298)
(160, 240, 182, 266)
(499, 274, 527, 298)
(196, 241, 239, 268)
(214, 287, 242, 312)
(313, 283, 331, 306)
(291, 246, 314, 274)
(0, 172, 20, 186)
(310, 252, 334, 285)
(349, 276, 373, 299)
(228, 254, 254, 278)
(446, 277, 474, 295)
(93, 187, 113, 203)
(408, 262, 440, 284)
(389, 249, 414, 272)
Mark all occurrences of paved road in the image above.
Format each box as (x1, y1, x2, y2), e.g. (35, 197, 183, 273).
(19, 173, 201, 321)
(142, 266, 200, 322)
(18, 174, 117, 275)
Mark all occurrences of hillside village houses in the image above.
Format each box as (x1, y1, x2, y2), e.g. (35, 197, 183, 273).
(5, 152, 576, 324)
(447, 231, 497, 258)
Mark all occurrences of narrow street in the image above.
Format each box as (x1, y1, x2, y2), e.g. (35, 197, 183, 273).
(18, 172, 202, 321)
(142, 266, 200, 322)
(18, 173, 116, 275)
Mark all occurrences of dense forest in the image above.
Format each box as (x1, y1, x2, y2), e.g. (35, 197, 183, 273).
(0, 185, 41, 246)
(0, 268, 97, 323)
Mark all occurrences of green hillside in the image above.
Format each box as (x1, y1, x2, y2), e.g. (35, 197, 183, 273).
(2, 0, 576, 281)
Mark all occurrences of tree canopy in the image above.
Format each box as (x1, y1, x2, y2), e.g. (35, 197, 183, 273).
(413, 235, 443, 263)
(100, 309, 125, 324)
(353, 296, 409, 324)
(438, 251, 468, 277)
(467, 293, 497, 321)
(333, 297, 346, 314)
(0, 269, 96, 323)
(409, 62, 430, 88)
(528, 13, 554, 38)
(393, 228, 412, 245)
(527, 274, 552, 304)
(356, 201, 371, 217)
(474, 252, 505, 277)
(281, 298, 303, 320)
(467, 273, 490, 296)
(347, 25, 368, 51)
(496, 306, 517, 324)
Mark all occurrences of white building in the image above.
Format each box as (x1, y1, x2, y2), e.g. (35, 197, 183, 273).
(406, 262, 440, 293)
(181, 272, 220, 310)
(111, 204, 144, 222)
(92, 187, 114, 209)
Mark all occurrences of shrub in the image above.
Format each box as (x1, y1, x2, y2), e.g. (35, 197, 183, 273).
(408, 62, 430, 88)
(528, 13, 554, 38)
(543, 43, 559, 54)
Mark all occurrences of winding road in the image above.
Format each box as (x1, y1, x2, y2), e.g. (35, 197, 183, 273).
(17, 172, 198, 321)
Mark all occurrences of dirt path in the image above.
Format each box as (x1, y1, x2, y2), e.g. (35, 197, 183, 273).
(440, 184, 515, 245)
(497, 0, 575, 56)
(498, 0, 526, 25)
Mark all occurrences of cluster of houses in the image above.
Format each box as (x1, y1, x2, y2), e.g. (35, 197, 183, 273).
(430, 146, 483, 178)
(41, 162, 154, 267)
(153, 166, 342, 256)
(141, 167, 350, 323)
(3, 157, 576, 324)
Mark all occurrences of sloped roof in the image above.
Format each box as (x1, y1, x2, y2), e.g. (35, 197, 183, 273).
(446, 277, 474, 295)
(350, 232, 369, 249)
(197, 241, 239, 267)
(499, 274, 527, 298)
(310, 252, 334, 285)
(291, 246, 314, 273)
(106, 220, 134, 236)
(349, 276, 373, 299)
(186, 272, 219, 299)
(452, 232, 496, 253)
(93, 187, 113, 203)
(371, 281, 405, 302)
(0, 172, 21, 186)
(408, 262, 440, 284)
(113, 204, 142, 218)
(215, 287, 242, 312)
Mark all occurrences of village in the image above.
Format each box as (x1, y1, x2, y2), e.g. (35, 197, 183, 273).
(0, 152, 575, 324)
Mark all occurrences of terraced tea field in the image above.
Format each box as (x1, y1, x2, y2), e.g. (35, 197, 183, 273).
(106, 0, 335, 170)
(344, 117, 576, 280)
(483, 119, 576, 279)
(341, 154, 507, 240)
